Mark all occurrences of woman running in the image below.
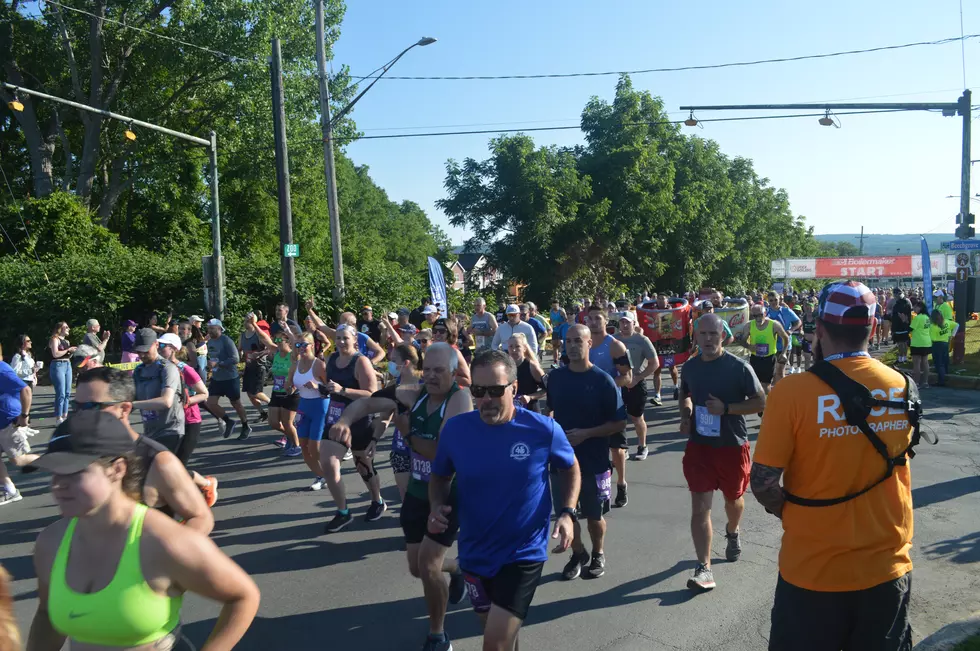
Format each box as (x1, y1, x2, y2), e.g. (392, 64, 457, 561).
(370, 343, 421, 503)
(321, 325, 380, 533)
(268, 333, 301, 457)
(48, 322, 76, 424)
(507, 333, 546, 411)
(25, 410, 259, 651)
(303, 315, 330, 360)
(430, 318, 471, 387)
(286, 332, 329, 491)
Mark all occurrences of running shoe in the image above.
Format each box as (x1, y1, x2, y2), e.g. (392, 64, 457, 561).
(309, 477, 326, 491)
(633, 446, 648, 461)
(342, 448, 353, 461)
(201, 476, 219, 508)
(588, 552, 606, 578)
(238, 423, 252, 441)
(0, 489, 23, 506)
(561, 550, 590, 580)
(614, 484, 628, 508)
(282, 445, 302, 458)
(25, 427, 39, 436)
(258, 411, 268, 422)
(650, 394, 662, 407)
(324, 510, 352, 534)
(448, 570, 466, 605)
(421, 635, 453, 651)
(673, 387, 680, 400)
(364, 500, 387, 522)
(687, 563, 715, 591)
(222, 418, 236, 439)
(273, 436, 287, 448)
(725, 528, 741, 562)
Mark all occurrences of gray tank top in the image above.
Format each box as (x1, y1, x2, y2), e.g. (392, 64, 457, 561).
(470, 312, 493, 348)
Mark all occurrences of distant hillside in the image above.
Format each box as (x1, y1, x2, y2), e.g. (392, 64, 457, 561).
(814, 233, 955, 255)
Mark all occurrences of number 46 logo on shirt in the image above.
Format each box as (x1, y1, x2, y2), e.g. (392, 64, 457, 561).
(510, 442, 530, 461)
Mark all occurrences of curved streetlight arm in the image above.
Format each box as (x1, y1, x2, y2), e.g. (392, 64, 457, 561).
(329, 38, 434, 129)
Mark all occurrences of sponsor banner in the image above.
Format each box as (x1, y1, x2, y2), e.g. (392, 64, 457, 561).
(785, 258, 817, 279)
(912, 253, 945, 277)
(814, 256, 912, 278)
(770, 259, 786, 277)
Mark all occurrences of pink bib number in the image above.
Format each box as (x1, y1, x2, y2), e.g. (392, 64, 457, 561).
(273, 376, 286, 392)
(326, 401, 345, 425)
(755, 343, 770, 356)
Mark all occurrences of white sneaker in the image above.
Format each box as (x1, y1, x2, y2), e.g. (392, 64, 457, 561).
(26, 427, 39, 436)
(342, 449, 353, 462)
(309, 477, 326, 491)
(0, 489, 23, 506)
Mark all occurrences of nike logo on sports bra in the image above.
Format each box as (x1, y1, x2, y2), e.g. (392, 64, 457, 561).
(68, 611, 88, 619)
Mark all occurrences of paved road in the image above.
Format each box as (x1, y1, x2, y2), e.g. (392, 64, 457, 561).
(4, 378, 980, 651)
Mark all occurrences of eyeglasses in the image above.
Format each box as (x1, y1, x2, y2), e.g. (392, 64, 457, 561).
(294, 342, 310, 349)
(73, 400, 120, 411)
(469, 384, 510, 398)
(433, 327, 448, 334)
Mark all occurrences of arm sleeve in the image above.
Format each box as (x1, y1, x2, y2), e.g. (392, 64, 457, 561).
(643, 337, 658, 360)
(549, 419, 576, 469)
(603, 373, 626, 421)
(431, 421, 456, 476)
(753, 381, 795, 468)
(523, 324, 539, 354)
(222, 338, 240, 367)
(490, 326, 503, 350)
(165, 364, 182, 394)
(183, 365, 202, 386)
(742, 359, 763, 398)
(0, 363, 27, 394)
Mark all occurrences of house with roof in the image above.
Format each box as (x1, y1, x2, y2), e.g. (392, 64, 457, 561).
(448, 245, 502, 292)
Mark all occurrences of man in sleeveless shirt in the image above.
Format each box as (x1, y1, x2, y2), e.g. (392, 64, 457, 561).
(331, 342, 473, 651)
(585, 305, 633, 508)
(467, 297, 498, 351)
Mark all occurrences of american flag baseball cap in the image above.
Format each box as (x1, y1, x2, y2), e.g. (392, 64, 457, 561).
(816, 281, 877, 325)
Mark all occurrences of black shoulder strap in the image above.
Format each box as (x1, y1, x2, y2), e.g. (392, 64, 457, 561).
(783, 360, 917, 508)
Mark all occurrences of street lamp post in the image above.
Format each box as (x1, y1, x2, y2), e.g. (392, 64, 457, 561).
(2, 81, 226, 318)
(315, 0, 434, 313)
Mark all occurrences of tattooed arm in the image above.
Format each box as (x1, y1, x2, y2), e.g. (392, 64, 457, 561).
(750, 463, 785, 519)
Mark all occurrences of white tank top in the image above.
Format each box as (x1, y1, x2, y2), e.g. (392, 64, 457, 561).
(293, 359, 322, 399)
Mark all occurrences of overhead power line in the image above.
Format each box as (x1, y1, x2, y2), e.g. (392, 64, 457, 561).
(352, 33, 980, 81)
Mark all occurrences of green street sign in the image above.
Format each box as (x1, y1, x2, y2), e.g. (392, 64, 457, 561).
(284, 243, 300, 258)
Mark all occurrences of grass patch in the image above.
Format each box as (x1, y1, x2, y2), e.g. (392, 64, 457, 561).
(880, 320, 980, 376)
(952, 632, 980, 651)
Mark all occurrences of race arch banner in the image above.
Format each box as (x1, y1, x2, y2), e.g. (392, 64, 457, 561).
(772, 255, 947, 279)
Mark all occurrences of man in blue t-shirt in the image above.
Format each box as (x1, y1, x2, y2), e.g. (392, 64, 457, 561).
(430, 350, 578, 650)
(546, 324, 626, 582)
(766, 291, 801, 385)
(0, 352, 34, 505)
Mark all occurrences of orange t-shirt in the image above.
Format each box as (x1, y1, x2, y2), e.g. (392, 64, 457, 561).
(753, 356, 914, 592)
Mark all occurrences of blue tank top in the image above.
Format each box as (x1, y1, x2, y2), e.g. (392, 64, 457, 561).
(589, 334, 618, 378)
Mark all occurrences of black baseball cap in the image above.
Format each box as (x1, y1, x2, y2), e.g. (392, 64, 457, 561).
(25, 411, 136, 475)
(133, 327, 158, 353)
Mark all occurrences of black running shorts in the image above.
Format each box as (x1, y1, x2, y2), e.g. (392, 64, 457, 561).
(400, 492, 459, 547)
(462, 561, 545, 620)
(750, 355, 776, 385)
(621, 383, 646, 418)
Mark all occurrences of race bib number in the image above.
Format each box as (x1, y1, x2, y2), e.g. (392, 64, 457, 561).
(695, 405, 721, 437)
(294, 411, 303, 425)
(475, 335, 487, 348)
(272, 376, 286, 392)
(141, 410, 158, 423)
(662, 354, 675, 368)
(411, 451, 432, 482)
(463, 575, 491, 612)
(392, 429, 408, 453)
(326, 401, 345, 426)
(596, 470, 612, 501)
(755, 344, 770, 357)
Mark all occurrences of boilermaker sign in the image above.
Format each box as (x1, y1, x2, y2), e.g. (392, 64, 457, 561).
(813, 256, 913, 278)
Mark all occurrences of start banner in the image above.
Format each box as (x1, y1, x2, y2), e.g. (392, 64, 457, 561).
(772, 255, 946, 279)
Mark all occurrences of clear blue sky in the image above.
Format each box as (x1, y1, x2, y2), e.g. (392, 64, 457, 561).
(332, 0, 978, 245)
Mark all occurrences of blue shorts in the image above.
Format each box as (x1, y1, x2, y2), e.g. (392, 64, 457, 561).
(295, 397, 328, 441)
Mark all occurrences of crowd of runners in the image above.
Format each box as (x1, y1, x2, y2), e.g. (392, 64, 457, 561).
(0, 280, 935, 650)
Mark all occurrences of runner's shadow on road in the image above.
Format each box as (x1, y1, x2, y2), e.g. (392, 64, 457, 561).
(912, 476, 980, 509)
(180, 595, 481, 651)
(922, 531, 980, 564)
(528, 560, 698, 626)
(228, 530, 406, 576)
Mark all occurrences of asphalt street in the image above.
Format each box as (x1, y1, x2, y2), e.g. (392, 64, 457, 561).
(3, 375, 980, 651)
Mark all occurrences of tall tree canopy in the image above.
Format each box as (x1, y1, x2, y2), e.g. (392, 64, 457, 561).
(440, 75, 824, 303)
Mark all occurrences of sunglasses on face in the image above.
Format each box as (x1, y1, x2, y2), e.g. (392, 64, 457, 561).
(274, 338, 283, 344)
(470, 384, 510, 398)
(294, 342, 310, 349)
(73, 400, 120, 411)
(433, 327, 448, 334)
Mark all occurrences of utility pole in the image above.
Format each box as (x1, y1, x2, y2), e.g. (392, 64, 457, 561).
(953, 89, 972, 363)
(316, 0, 345, 313)
(2, 81, 226, 319)
(854, 226, 866, 255)
(270, 38, 298, 319)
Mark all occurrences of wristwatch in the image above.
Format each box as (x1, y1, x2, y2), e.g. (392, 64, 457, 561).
(558, 507, 578, 522)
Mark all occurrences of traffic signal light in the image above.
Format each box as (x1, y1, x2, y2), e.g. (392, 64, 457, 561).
(956, 213, 975, 239)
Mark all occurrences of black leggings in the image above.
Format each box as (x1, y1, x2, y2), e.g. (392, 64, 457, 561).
(175, 421, 202, 466)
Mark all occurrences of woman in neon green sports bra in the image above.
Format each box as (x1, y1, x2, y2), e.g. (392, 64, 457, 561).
(25, 411, 260, 651)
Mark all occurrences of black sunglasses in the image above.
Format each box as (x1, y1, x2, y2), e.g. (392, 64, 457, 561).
(432, 327, 448, 334)
(470, 384, 510, 398)
(73, 400, 120, 411)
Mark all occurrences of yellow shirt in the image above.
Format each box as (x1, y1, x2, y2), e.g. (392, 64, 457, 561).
(753, 357, 913, 592)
